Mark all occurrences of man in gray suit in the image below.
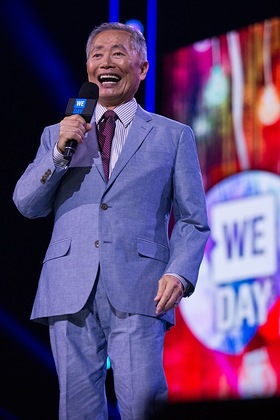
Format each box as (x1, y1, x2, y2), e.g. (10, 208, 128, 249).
(13, 22, 210, 420)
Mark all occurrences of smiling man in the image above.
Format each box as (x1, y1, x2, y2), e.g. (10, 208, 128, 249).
(13, 22, 210, 420)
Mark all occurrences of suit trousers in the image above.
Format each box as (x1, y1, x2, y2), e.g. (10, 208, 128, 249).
(49, 271, 168, 420)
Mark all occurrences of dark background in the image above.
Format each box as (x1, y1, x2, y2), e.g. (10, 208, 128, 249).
(1, 1, 279, 419)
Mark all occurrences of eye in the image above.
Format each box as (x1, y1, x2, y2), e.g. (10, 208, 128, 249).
(91, 53, 102, 59)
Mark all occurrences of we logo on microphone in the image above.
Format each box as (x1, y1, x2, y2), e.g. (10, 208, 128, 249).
(73, 99, 87, 114)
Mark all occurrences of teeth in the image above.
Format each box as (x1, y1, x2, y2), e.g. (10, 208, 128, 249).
(99, 74, 120, 83)
(100, 74, 119, 79)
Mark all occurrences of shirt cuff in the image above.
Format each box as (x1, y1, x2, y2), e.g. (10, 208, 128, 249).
(53, 143, 69, 168)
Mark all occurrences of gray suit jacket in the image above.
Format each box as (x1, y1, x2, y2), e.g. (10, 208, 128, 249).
(13, 105, 210, 326)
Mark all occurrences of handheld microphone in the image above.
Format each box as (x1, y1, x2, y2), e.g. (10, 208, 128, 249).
(64, 82, 99, 161)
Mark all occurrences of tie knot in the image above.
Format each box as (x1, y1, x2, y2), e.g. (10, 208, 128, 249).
(103, 110, 117, 121)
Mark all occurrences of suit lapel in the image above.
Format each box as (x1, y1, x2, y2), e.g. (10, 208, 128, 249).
(108, 108, 153, 185)
(85, 124, 104, 179)
(69, 118, 105, 180)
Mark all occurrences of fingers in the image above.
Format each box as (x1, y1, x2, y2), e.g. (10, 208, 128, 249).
(154, 275, 184, 315)
(58, 115, 92, 152)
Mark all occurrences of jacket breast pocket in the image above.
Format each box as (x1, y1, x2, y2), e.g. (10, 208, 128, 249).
(137, 238, 169, 263)
(43, 238, 72, 263)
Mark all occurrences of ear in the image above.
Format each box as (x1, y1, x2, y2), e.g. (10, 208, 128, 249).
(140, 61, 149, 80)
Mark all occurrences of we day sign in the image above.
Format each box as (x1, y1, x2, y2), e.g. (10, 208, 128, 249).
(165, 170, 280, 400)
(182, 169, 280, 354)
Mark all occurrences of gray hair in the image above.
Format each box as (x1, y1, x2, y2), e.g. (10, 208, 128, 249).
(86, 22, 147, 64)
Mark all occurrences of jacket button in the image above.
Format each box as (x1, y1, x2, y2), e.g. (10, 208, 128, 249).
(101, 203, 108, 210)
(94, 240, 99, 248)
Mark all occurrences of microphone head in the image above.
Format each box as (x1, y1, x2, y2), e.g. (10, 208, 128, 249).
(65, 82, 99, 122)
(78, 82, 99, 99)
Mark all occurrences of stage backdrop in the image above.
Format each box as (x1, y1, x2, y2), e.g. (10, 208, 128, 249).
(163, 16, 280, 401)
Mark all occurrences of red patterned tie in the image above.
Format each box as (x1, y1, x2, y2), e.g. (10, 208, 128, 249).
(98, 110, 117, 182)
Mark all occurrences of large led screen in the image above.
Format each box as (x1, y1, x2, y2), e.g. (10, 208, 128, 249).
(163, 17, 280, 402)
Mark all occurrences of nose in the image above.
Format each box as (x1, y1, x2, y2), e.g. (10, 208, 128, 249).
(100, 53, 114, 68)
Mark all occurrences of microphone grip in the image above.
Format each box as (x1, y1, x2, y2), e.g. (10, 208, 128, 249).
(64, 140, 78, 161)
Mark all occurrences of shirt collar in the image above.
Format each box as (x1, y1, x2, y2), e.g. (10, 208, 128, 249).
(95, 98, 137, 128)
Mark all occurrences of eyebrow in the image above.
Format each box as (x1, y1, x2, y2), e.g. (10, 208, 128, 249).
(92, 43, 128, 52)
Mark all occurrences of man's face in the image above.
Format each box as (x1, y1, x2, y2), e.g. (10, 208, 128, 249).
(86, 30, 148, 108)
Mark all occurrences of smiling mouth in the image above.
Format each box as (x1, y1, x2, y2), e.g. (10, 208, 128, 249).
(98, 74, 121, 84)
